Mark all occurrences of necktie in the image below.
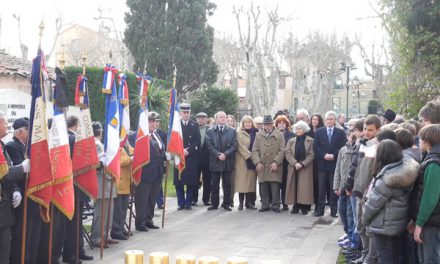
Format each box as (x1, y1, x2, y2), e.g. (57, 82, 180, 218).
(327, 128, 333, 142)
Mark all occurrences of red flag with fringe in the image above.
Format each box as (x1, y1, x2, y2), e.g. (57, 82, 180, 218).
(27, 49, 52, 222)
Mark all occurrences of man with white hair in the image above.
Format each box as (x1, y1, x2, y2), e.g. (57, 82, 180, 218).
(296, 109, 310, 123)
(313, 111, 347, 217)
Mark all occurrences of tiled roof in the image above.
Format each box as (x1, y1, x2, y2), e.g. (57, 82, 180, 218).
(0, 50, 55, 79)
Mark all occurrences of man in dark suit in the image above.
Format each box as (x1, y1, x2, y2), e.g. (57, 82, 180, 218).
(173, 103, 200, 210)
(206, 111, 238, 211)
(7, 118, 43, 264)
(0, 112, 28, 262)
(62, 116, 93, 263)
(313, 111, 347, 217)
(193, 112, 211, 206)
(135, 112, 166, 231)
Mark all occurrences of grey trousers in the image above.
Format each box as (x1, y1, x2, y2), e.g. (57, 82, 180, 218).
(90, 198, 114, 244)
(111, 194, 129, 237)
(260, 181, 280, 209)
(135, 180, 161, 228)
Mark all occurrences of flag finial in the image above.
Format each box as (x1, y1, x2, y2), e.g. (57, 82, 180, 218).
(58, 45, 65, 70)
(173, 64, 177, 87)
(38, 19, 45, 48)
(82, 50, 87, 75)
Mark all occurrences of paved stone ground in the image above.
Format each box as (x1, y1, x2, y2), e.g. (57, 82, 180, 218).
(86, 197, 342, 264)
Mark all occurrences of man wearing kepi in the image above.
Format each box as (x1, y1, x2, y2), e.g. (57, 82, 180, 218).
(251, 115, 285, 213)
(7, 117, 41, 264)
(173, 103, 200, 210)
(135, 112, 165, 231)
(0, 112, 29, 261)
(206, 111, 237, 211)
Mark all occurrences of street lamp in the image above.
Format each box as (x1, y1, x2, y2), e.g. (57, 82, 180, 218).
(339, 62, 357, 117)
(351, 76, 360, 115)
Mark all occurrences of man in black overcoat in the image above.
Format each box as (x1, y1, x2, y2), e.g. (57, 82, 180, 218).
(205, 111, 237, 211)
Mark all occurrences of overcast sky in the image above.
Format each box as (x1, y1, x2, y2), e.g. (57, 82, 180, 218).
(0, 0, 386, 79)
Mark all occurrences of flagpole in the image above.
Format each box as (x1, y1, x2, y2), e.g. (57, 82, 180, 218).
(161, 66, 177, 229)
(100, 168, 106, 260)
(127, 157, 133, 239)
(48, 205, 53, 264)
(105, 179, 114, 243)
(21, 19, 45, 264)
(100, 54, 112, 260)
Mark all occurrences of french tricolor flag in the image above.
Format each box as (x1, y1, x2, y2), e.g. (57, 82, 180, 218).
(167, 88, 185, 176)
(132, 74, 150, 185)
(103, 66, 121, 183)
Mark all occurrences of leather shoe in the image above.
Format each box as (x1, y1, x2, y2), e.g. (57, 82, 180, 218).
(111, 233, 128, 240)
(331, 213, 338, 218)
(91, 241, 109, 248)
(123, 230, 133, 236)
(204, 202, 211, 206)
(272, 208, 281, 213)
(207, 206, 218, 211)
(62, 258, 82, 264)
(177, 205, 185, 210)
(246, 205, 257, 210)
(136, 226, 149, 232)
(185, 206, 192, 210)
(191, 201, 197, 206)
(314, 212, 324, 217)
(282, 204, 289, 211)
(157, 205, 164, 209)
(259, 208, 269, 212)
(223, 206, 232, 211)
(79, 253, 94, 261)
(146, 224, 160, 229)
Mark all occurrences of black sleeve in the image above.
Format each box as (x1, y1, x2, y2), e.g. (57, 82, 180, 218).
(5, 143, 23, 166)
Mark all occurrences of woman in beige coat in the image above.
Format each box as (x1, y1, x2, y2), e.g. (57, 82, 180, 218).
(234, 116, 258, 210)
(285, 120, 315, 215)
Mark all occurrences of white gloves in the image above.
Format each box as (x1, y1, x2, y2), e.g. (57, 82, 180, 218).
(165, 152, 171, 161)
(21, 159, 30, 173)
(12, 191, 22, 208)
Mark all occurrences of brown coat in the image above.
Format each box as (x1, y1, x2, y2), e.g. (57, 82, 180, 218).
(251, 129, 285, 183)
(285, 136, 315, 205)
(116, 146, 133, 195)
(234, 130, 257, 193)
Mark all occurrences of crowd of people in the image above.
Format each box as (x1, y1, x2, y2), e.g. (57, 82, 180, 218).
(1, 99, 440, 264)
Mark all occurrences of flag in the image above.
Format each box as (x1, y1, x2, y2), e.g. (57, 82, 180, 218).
(103, 66, 121, 182)
(72, 74, 99, 200)
(27, 49, 53, 222)
(53, 67, 69, 115)
(131, 74, 150, 185)
(0, 144, 8, 180)
(136, 73, 148, 108)
(48, 115, 74, 220)
(74, 74, 89, 108)
(118, 74, 130, 145)
(167, 88, 185, 176)
(48, 67, 75, 220)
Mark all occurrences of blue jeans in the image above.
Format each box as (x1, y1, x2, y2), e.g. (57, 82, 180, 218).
(373, 234, 400, 264)
(338, 193, 354, 237)
(350, 195, 361, 249)
(418, 226, 440, 264)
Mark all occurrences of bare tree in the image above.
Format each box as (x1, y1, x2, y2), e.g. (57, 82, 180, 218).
(12, 14, 28, 60)
(233, 4, 290, 115)
(280, 31, 352, 114)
